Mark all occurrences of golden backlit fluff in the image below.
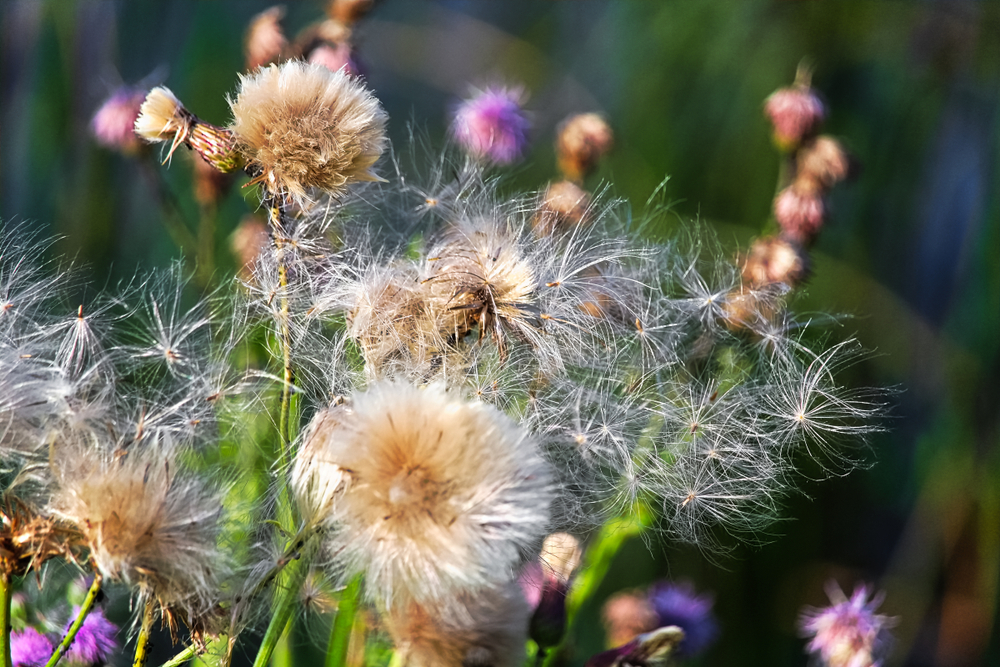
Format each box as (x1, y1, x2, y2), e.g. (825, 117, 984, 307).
(385, 580, 529, 667)
(48, 443, 229, 620)
(134, 87, 191, 161)
(229, 60, 388, 203)
(291, 381, 553, 608)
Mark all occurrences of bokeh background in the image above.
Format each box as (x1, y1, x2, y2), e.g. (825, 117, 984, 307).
(2, 1, 999, 666)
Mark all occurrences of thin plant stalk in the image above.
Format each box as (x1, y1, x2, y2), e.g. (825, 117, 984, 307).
(132, 598, 156, 667)
(158, 644, 198, 667)
(251, 535, 319, 667)
(325, 575, 362, 667)
(0, 572, 12, 667)
(45, 573, 103, 667)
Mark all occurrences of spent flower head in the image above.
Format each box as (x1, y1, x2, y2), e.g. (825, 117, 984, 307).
(291, 381, 553, 608)
(229, 60, 388, 203)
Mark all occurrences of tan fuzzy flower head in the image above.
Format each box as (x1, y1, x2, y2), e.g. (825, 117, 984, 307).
(50, 446, 229, 617)
(291, 382, 553, 607)
(229, 60, 388, 203)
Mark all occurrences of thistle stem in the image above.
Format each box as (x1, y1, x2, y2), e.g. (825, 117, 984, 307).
(133, 598, 156, 667)
(325, 575, 362, 667)
(0, 572, 12, 667)
(251, 535, 319, 667)
(158, 644, 198, 667)
(45, 573, 103, 667)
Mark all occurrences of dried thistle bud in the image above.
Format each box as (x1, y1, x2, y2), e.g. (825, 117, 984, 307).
(230, 214, 270, 279)
(773, 181, 826, 246)
(742, 235, 809, 288)
(229, 61, 388, 203)
(135, 87, 240, 172)
(91, 87, 147, 154)
(533, 180, 591, 236)
(291, 382, 553, 608)
(602, 592, 659, 648)
(765, 82, 826, 152)
(386, 580, 530, 667)
(796, 135, 852, 189)
(245, 6, 287, 70)
(556, 112, 613, 181)
(450, 86, 530, 165)
(328, 0, 374, 25)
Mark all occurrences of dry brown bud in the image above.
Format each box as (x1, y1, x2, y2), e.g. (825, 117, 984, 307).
(328, 0, 374, 25)
(245, 6, 287, 70)
(602, 592, 659, 648)
(742, 235, 809, 288)
(533, 180, 591, 236)
(556, 113, 614, 181)
(796, 135, 852, 189)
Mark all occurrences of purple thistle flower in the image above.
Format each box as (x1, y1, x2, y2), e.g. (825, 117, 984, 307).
(91, 87, 147, 153)
(799, 582, 896, 667)
(647, 581, 718, 657)
(11, 628, 54, 667)
(64, 607, 118, 666)
(450, 86, 530, 165)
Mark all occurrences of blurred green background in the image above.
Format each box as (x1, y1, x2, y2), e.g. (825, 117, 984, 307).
(2, 1, 999, 666)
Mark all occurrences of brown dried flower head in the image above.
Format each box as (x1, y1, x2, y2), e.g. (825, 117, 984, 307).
(229, 60, 388, 203)
(534, 180, 592, 236)
(796, 135, 852, 190)
(742, 236, 809, 288)
(556, 112, 614, 181)
(245, 6, 288, 71)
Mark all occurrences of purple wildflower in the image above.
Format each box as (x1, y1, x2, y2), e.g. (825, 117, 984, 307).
(647, 581, 718, 657)
(91, 87, 147, 153)
(450, 86, 530, 165)
(11, 628, 53, 667)
(799, 582, 896, 667)
(64, 607, 118, 666)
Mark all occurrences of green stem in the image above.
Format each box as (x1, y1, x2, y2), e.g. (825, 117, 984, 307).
(45, 573, 103, 667)
(158, 644, 197, 667)
(325, 575, 362, 667)
(133, 598, 156, 667)
(270, 618, 293, 667)
(1, 572, 12, 667)
(251, 535, 319, 667)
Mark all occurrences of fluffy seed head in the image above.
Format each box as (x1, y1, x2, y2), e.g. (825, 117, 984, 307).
(134, 87, 189, 146)
(229, 60, 388, 203)
(450, 86, 530, 165)
(91, 87, 147, 153)
(799, 582, 896, 667)
(386, 580, 530, 667)
(556, 112, 614, 181)
(291, 382, 553, 607)
(49, 446, 229, 616)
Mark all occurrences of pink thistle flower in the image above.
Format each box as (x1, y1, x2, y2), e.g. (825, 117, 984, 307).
(799, 582, 897, 667)
(11, 628, 53, 667)
(773, 184, 826, 246)
(450, 86, 530, 165)
(308, 42, 360, 77)
(64, 606, 118, 665)
(764, 85, 826, 151)
(91, 87, 147, 154)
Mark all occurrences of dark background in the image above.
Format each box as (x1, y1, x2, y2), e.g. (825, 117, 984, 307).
(2, 1, 998, 666)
